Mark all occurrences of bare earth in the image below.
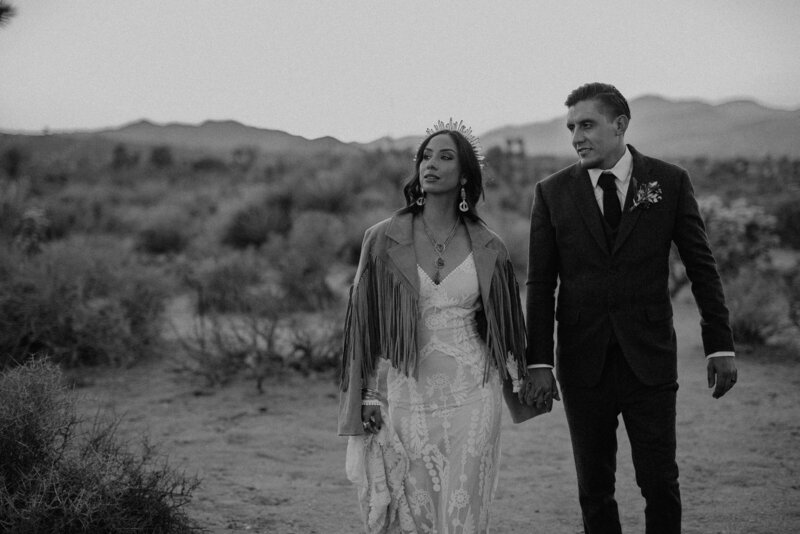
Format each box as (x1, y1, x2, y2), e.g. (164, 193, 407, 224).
(77, 298, 800, 534)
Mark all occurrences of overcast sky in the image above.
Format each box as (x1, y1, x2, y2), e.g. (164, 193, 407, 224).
(1, 0, 798, 142)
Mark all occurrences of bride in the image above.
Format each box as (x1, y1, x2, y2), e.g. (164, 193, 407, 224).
(338, 120, 542, 533)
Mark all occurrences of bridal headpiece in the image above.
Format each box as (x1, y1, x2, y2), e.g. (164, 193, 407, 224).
(424, 118, 484, 164)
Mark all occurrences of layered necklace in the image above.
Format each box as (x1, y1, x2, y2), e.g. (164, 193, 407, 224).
(421, 215, 461, 284)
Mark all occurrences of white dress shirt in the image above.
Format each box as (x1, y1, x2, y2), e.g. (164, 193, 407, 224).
(528, 147, 733, 370)
(588, 146, 633, 213)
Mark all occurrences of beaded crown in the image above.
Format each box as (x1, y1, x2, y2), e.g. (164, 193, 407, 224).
(424, 118, 484, 164)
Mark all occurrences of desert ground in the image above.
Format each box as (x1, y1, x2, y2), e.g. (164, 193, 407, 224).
(75, 296, 800, 534)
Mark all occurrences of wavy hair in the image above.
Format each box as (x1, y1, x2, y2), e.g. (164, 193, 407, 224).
(402, 130, 484, 220)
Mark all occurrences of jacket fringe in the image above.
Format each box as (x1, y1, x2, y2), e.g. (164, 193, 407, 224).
(340, 256, 419, 391)
(482, 259, 528, 384)
(341, 255, 527, 391)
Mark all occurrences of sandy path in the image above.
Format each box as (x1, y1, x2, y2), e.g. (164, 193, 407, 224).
(78, 299, 800, 533)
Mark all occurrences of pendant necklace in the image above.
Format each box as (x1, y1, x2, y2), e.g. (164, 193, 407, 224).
(421, 215, 460, 284)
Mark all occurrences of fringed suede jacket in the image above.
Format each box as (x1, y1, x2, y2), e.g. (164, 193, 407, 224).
(338, 207, 541, 436)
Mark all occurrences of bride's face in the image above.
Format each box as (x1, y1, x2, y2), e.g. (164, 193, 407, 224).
(419, 133, 462, 198)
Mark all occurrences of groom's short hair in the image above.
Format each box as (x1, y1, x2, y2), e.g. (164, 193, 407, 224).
(565, 83, 631, 121)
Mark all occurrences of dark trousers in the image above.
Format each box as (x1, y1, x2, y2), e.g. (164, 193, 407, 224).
(562, 343, 681, 534)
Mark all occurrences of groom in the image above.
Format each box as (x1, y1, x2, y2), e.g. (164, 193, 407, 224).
(522, 83, 737, 534)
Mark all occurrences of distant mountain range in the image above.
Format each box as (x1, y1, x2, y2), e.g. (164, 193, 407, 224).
(478, 95, 800, 159)
(93, 119, 362, 156)
(3, 96, 799, 160)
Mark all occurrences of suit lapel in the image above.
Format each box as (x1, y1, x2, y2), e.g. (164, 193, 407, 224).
(465, 218, 498, 311)
(385, 211, 420, 294)
(612, 146, 647, 254)
(568, 164, 610, 255)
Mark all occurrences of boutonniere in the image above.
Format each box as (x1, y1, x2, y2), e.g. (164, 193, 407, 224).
(629, 181, 662, 211)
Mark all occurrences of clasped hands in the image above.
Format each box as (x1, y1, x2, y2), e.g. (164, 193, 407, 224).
(519, 368, 560, 411)
(517, 356, 738, 410)
(361, 404, 383, 435)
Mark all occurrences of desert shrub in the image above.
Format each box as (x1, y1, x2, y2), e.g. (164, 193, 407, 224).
(111, 143, 140, 170)
(175, 250, 289, 388)
(186, 251, 265, 315)
(292, 170, 354, 214)
(0, 237, 168, 369)
(12, 205, 49, 255)
(784, 269, 800, 332)
(725, 267, 795, 347)
(287, 210, 346, 263)
(263, 224, 339, 312)
(177, 278, 293, 390)
(150, 145, 174, 169)
(192, 157, 228, 173)
(1, 146, 27, 178)
(0, 176, 29, 241)
(231, 146, 258, 172)
(338, 211, 382, 265)
(285, 311, 344, 376)
(176, 303, 342, 390)
(670, 196, 779, 296)
(0, 359, 201, 533)
(221, 189, 293, 249)
(44, 186, 132, 239)
(698, 195, 779, 276)
(176, 309, 287, 391)
(137, 213, 192, 255)
(773, 196, 800, 249)
(176, 243, 341, 389)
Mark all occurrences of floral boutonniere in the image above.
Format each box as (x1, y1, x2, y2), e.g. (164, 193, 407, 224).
(629, 181, 662, 211)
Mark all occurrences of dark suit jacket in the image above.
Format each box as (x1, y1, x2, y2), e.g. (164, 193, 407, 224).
(525, 145, 734, 387)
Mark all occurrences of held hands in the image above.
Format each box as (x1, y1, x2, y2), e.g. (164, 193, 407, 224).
(707, 356, 738, 399)
(361, 404, 383, 434)
(520, 368, 560, 412)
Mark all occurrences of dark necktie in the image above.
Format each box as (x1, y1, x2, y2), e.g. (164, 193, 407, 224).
(599, 172, 621, 230)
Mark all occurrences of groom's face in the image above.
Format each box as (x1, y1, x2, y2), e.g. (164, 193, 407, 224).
(566, 98, 625, 170)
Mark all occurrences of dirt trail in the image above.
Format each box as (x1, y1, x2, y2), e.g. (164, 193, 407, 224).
(78, 299, 800, 533)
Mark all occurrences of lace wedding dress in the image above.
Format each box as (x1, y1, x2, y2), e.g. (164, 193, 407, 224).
(347, 252, 503, 534)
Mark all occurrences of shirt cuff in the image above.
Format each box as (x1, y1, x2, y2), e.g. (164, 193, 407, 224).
(706, 351, 735, 359)
(527, 364, 554, 369)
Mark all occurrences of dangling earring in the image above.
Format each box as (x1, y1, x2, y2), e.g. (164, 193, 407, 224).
(416, 191, 426, 206)
(459, 185, 469, 212)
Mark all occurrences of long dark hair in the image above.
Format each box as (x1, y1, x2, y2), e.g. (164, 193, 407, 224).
(402, 130, 484, 220)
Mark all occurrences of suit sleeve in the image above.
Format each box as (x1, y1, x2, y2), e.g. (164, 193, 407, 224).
(525, 181, 558, 366)
(672, 171, 735, 354)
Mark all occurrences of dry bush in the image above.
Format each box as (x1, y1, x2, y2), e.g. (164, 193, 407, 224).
(136, 211, 192, 255)
(221, 187, 293, 249)
(176, 310, 287, 392)
(291, 170, 354, 214)
(773, 195, 800, 249)
(0, 237, 168, 369)
(0, 359, 201, 533)
(285, 311, 343, 376)
(43, 183, 134, 239)
(698, 195, 779, 277)
(176, 252, 291, 390)
(726, 267, 797, 348)
(0, 176, 29, 242)
(175, 245, 343, 390)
